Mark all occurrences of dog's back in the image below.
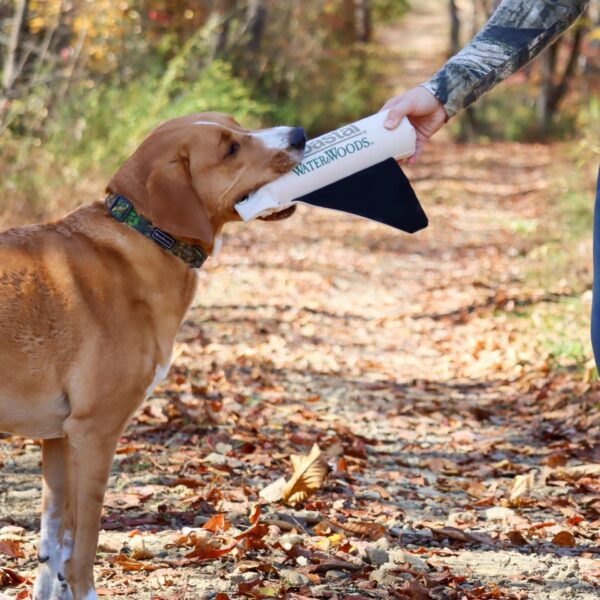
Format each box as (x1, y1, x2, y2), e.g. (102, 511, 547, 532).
(0, 200, 209, 441)
(0, 215, 94, 438)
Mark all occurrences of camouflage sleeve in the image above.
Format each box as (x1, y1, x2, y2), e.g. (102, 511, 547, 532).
(421, 0, 589, 118)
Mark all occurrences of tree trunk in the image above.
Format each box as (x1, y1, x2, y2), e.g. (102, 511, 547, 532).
(212, 0, 237, 58)
(354, 0, 372, 43)
(547, 23, 584, 115)
(458, 106, 479, 142)
(537, 42, 558, 133)
(536, 14, 585, 135)
(449, 0, 460, 55)
(244, 0, 267, 52)
(2, 0, 29, 92)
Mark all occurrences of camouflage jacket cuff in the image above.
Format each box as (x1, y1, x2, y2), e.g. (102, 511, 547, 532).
(419, 81, 456, 119)
(421, 0, 589, 119)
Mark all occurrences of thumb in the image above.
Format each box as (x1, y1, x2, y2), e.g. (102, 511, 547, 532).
(384, 97, 414, 130)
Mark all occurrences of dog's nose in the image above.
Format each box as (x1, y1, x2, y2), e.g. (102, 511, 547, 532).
(288, 127, 306, 150)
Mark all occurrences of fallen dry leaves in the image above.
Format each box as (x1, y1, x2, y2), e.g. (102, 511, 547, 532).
(0, 541, 25, 559)
(282, 445, 329, 506)
(551, 530, 577, 548)
(1, 140, 598, 599)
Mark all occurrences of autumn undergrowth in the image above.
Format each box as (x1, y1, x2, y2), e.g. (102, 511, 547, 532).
(516, 145, 597, 374)
(0, 16, 391, 230)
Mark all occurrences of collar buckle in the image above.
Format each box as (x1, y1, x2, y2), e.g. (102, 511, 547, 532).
(107, 195, 133, 222)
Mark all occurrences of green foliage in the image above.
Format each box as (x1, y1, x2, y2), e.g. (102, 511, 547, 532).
(575, 93, 600, 165)
(0, 0, 399, 222)
(266, 46, 388, 134)
(372, 0, 410, 21)
(516, 161, 595, 375)
(562, 189, 594, 240)
(47, 59, 269, 174)
(212, 1, 396, 136)
(530, 297, 591, 372)
(449, 81, 594, 143)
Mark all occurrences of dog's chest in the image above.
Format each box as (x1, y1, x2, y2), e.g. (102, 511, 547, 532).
(145, 359, 172, 399)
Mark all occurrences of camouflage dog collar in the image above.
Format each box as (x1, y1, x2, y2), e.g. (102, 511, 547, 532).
(105, 194, 208, 269)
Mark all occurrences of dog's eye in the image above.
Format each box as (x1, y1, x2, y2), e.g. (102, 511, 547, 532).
(226, 141, 240, 157)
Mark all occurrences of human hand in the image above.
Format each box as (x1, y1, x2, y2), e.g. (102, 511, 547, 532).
(381, 86, 447, 164)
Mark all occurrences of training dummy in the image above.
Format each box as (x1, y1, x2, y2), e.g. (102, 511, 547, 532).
(236, 111, 428, 234)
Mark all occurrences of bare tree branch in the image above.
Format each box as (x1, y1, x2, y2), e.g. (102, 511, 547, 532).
(2, 0, 29, 92)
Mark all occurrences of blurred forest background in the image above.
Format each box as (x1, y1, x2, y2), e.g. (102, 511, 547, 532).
(2, 4, 600, 596)
(0, 0, 598, 225)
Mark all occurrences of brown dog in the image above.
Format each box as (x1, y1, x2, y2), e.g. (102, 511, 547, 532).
(0, 112, 306, 600)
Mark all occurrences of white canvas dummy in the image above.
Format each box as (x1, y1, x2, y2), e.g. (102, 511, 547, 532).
(236, 111, 416, 221)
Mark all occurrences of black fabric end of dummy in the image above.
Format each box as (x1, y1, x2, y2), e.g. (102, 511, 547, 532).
(296, 158, 428, 234)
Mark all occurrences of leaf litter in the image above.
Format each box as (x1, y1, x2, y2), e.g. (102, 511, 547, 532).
(0, 143, 599, 600)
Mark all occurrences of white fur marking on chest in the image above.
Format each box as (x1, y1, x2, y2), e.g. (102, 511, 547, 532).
(81, 590, 99, 600)
(212, 233, 223, 258)
(145, 359, 172, 399)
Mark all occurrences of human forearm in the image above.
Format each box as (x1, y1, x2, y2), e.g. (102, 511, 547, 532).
(422, 0, 589, 118)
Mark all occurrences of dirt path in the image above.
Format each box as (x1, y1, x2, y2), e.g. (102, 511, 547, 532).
(2, 145, 598, 599)
(1, 3, 599, 600)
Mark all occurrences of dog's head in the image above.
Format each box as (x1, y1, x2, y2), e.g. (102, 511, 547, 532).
(107, 112, 306, 251)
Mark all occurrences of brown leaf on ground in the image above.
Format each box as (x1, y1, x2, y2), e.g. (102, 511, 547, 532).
(546, 453, 568, 468)
(97, 586, 137, 596)
(237, 578, 262, 596)
(235, 523, 269, 541)
(552, 530, 576, 547)
(507, 530, 529, 546)
(0, 567, 27, 589)
(282, 444, 328, 505)
(112, 554, 162, 572)
(104, 493, 144, 510)
(299, 558, 362, 573)
(203, 513, 231, 533)
(184, 536, 237, 560)
(328, 518, 386, 540)
(129, 536, 155, 560)
(249, 504, 261, 524)
(398, 578, 433, 600)
(552, 464, 600, 482)
(427, 525, 495, 546)
(0, 541, 24, 559)
(509, 472, 536, 504)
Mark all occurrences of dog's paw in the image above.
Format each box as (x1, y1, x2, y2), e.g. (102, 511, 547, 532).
(32, 569, 73, 600)
(32, 563, 54, 600)
(53, 572, 73, 600)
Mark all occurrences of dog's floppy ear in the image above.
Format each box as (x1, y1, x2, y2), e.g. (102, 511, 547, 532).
(145, 158, 214, 245)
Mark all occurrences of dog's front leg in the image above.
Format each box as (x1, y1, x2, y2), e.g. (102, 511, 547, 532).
(33, 438, 72, 600)
(60, 412, 128, 600)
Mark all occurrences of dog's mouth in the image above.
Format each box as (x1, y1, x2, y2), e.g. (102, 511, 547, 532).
(236, 147, 303, 222)
(258, 204, 297, 221)
(256, 146, 304, 221)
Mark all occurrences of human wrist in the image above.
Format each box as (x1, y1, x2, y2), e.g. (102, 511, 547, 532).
(419, 81, 451, 120)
